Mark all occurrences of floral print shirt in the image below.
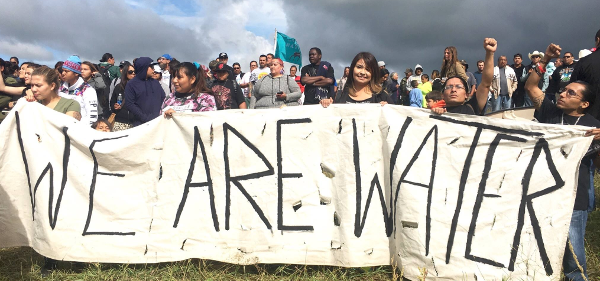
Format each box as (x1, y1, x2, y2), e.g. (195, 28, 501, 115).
(161, 92, 216, 113)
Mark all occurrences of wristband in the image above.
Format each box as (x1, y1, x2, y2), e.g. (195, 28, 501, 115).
(534, 63, 546, 76)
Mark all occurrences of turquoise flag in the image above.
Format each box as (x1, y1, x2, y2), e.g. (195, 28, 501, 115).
(275, 32, 301, 67)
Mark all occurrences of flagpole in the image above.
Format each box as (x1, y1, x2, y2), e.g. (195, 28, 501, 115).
(273, 28, 277, 54)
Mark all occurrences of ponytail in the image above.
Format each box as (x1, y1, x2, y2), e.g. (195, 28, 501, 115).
(32, 66, 61, 92)
(174, 62, 212, 98)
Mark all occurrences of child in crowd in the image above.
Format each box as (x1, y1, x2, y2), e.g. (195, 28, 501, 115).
(408, 80, 423, 108)
(425, 90, 446, 109)
(92, 119, 112, 132)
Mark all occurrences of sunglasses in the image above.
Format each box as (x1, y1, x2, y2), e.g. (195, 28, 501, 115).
(127, 70, 135, 75)
(531, 56, 540, 58)
(564, 55, 572, 58)
(233, 67, 240, 70)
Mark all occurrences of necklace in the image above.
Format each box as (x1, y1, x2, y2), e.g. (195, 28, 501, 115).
(561, 113, 582, 125)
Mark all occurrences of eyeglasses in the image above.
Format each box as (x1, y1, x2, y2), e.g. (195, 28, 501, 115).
(444, 84, 465, 90)
(564, 55, 572, 58)
(559, 88, 581, 99)
(127, 70, 135, 75)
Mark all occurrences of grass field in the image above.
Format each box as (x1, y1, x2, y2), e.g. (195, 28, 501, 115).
(1, 186, 599, 281)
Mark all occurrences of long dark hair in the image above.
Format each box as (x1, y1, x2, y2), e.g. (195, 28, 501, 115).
(441, 46, 459, 77)
(346, 52, 382, 96)
(173, 62, 212, 98)
(119, 62, 134, 89)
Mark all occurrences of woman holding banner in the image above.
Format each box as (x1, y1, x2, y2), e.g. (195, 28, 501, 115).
(320, 52, 392, 107)
(30, 65, 82, 276)
(31, 66, 81, 120)
(162, 62, 216, 118)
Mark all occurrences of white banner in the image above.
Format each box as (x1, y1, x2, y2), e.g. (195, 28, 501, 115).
(0, 101, 592, 280)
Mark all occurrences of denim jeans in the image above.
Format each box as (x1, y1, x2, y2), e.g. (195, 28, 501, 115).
(590, 161, 596, 212)
(491, 95, 512, 112)
(563, 210, 588, 281)
(523, 93, 533, 107)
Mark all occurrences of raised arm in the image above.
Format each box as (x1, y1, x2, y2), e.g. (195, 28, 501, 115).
(474, 38, 497, 112)
(0, 73, 27, 95)
(525, 43, 560, 110)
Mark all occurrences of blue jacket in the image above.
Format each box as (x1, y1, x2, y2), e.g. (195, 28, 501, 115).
(408, 88, 423, 108)
(125, 57, 166, 126)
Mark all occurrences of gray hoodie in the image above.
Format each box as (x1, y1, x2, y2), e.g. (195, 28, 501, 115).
(250, 74, 302, 109)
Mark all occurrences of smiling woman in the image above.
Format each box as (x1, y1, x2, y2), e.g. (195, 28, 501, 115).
(320, 52, 392, 107)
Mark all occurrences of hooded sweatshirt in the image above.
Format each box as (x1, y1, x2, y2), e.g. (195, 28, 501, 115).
(407, 64, 423, 91)
(59, 77, 98, 126)
(250, 74, 302, 109)
(125, 57, 166, 126)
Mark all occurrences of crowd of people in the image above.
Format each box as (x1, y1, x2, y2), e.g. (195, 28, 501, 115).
(1, 29, 600, 280)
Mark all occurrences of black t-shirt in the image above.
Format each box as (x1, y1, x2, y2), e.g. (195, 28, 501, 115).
(445, 94, 483, 115)
(548, 63, 576, 94)
(570, 50, 600, 119)
(334, 88, 393, 104)
(432, 78, 443, 92)
(210, 79, 245, 110)
(536, 98, 600, 210)
(301, 63, 335, 105)
(511, 64, 526, 94)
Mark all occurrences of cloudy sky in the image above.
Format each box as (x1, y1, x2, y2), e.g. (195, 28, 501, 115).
(1, 0, 598, 77)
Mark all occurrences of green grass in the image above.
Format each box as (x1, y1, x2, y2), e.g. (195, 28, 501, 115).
(1, 185, 598, 280)
(0, 250, 399, 281)
(585, 177, 600, 281)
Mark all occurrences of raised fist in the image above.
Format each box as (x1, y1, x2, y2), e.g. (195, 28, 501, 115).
(545, 43, 561, 59)
(484, 38, 497, 52)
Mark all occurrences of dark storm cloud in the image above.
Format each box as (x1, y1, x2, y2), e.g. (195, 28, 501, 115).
(0, 0, 211, 63)
(283, 0, 600, 75)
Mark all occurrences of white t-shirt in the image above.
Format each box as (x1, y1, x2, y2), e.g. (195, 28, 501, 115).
(249, 67, 270, 84)
(59, 77, 98, 126)
(161, 69, 171, 88)
(407, 74, 423, 91)
(240, 72, 252, 97)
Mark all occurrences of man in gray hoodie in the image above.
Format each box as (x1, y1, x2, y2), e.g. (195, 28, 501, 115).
(407, 64, 423, 91)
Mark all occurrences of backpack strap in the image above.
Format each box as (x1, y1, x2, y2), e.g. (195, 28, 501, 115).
(230, 79, 239, 97)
